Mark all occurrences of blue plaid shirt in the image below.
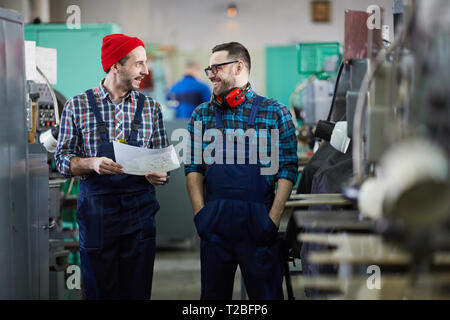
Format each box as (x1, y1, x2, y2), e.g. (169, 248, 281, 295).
(184, 89, 298, 187)
(55, 81, 169, 178)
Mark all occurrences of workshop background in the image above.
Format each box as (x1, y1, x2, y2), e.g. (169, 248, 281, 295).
(1, 0, 449, 300)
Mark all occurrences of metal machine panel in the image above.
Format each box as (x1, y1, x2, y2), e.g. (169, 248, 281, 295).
(313, 80, 332, 123)
(344, 10, 382, 61)
(302, 81, 315, 124)
(0, 9, 31, 299)
(35, 83, 56, 131)
(302, 79, 332, 125)
(28, 143, 50, 299)
(346, 59, 369, 137)
(346, 91, 359, 138)
(367, 63, 393, 162)
(350, 59, 369, 91)
(344, 10, 370, 61)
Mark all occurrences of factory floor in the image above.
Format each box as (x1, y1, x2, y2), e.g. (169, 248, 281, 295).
(150, 212, 308, 300)
(152, 242, 246, 300)
(63, 242, 307, 300)
(64, 214, 309, 300)
(151, 241, 307, 300)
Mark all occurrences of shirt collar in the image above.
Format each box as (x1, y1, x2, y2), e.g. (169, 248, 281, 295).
(245, 84, 256, 101)
(98, 79, 136, 102)
(240, 83, 256, 106)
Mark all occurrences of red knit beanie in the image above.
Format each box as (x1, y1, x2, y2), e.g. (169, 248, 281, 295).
(101, 33, 145, 72)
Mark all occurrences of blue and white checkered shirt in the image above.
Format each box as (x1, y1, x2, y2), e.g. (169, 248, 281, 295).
(184, 89, 298, 187)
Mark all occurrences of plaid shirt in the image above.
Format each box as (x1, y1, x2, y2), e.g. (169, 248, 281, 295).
(184, 89, 298, 187)
(55, 81, 169, 178)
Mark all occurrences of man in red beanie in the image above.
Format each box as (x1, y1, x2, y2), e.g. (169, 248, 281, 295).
(55, 33, 169, 300)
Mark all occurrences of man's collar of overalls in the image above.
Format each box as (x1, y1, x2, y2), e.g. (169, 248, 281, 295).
(98, 80, 138, 103)
(244, 84, 256, 103)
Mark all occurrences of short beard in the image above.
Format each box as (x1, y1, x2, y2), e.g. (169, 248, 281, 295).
(215, 71, 236, 97)
(119, 69, 136, 91)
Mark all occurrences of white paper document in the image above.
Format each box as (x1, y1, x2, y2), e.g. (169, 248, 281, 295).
(24, 41, 36, 81)
(36, 46, 57, 85)
(113, 142, 180, 175)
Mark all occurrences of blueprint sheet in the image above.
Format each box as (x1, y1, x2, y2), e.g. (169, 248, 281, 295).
(113, 142, 180, 175)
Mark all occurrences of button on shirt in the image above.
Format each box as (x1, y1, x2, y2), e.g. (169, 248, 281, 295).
(184, 89, 298, 188)
(55, 81, 169, 178)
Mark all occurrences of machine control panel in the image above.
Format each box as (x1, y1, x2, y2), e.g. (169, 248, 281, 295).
(36, 84, 56, 132)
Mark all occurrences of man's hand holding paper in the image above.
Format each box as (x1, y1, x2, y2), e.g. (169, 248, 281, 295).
(145, 172, 168, 186)
(112, 142, 180, 176)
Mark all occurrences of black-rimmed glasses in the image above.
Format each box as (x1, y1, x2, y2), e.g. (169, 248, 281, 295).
(204, 60, 239, 76)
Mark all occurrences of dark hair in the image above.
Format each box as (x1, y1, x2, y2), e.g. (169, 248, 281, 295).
(212, 42, 251, 72)
(118, 54, 130, 66)
(107, 54, 130, 73)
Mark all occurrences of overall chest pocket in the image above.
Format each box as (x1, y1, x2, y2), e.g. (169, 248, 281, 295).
(137, 125, 152, 148)
(80, 124, 102, 157)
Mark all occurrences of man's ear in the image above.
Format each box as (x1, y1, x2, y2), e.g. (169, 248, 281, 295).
(235, 61, 244, 76)
(110, 62, 121, 74)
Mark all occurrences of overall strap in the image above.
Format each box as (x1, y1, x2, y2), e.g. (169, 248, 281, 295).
(128, 93, 146, 144)
(214, 107, 223, 129)
(85, 89, 108, 144)
(247, 95, 263, 128)
(214, 94, 263, 130)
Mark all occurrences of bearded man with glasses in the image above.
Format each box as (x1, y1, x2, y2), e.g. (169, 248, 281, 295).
(185, 42, 298, 300)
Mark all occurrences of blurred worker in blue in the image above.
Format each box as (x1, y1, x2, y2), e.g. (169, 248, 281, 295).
(167, 60, 211, 118)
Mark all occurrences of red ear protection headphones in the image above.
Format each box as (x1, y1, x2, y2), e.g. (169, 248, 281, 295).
(211, 85, 250, 108)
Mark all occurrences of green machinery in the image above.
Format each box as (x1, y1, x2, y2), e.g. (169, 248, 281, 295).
(266, 42, 341, 108)
(25, 23, 121, 99)
(266, 42, 342, 185)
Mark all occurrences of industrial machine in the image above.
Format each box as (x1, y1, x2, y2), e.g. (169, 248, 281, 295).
(266, 42, 341, 153)
(0, 8, 32, 300)
(25, 23, 121, 99)
(353, 0, 450, 260)
(27, 64, 71, 299)
(286, 0, 450, 299)
(0, 8, 74, 299)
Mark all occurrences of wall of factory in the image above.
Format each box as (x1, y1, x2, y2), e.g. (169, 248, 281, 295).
(47, 0, 394, 50)
(47, 0, 393, 96)
(1, 0, 394, 96)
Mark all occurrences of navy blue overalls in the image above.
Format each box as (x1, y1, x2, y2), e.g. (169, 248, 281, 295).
(194, 95, 284, 300)
(77, 89, 160, 300)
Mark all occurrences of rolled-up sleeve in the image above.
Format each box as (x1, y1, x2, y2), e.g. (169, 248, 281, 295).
(149, 101, 172, 183)
(54, 99, 80, 177)
(184, 107, 205, 176)
(150, 102, 169, 149)
(276, 105, 298, 185)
